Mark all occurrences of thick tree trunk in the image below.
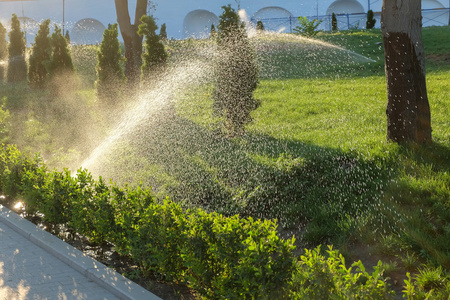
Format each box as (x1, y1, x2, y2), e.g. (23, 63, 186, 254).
(381, 0, 432, 144)
(114, 0, 147, 86)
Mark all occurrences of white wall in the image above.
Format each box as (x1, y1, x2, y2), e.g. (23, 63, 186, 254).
(0, 0, 448, 42)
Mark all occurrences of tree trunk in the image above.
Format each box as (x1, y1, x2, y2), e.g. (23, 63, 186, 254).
(114, 0, 147, 87)
(381, 0, 432, 144)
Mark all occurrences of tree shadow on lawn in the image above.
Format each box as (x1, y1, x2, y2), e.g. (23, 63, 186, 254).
(95, 108, 394, 246)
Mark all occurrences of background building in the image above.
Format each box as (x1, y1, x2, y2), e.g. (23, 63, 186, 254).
(0, 0, 449, 44)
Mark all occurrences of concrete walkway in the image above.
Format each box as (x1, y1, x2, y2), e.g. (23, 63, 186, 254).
(0, 205, 161, 300)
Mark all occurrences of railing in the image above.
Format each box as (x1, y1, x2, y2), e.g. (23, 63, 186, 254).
(251, 8, 450, 33)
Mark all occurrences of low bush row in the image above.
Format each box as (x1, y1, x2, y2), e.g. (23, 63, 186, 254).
(1, 144, 295, 298)
(2, 144, 447, 299)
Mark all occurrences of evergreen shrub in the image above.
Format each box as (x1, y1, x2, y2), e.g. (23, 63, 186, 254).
(28, 19, 52, 89)
(366, 10, 376, 29)
(0, 22, 7, 80)
(159, 23, 167, 41)
(7, 14, 27, 82)
(95, 23, 126, 105)
(138, 15, 168, 85)
(213, 5, 259, 135)
(332, 13, 338, 31)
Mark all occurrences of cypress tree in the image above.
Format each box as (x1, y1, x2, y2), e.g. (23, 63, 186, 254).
(213, 4, 259, 136)
(210, 24, 216, 39)
(332, 13, 338, 31)
(49, 25, 74, 76)
(7, 14, 27, 82)
(65, 30, 71, 44)
(366, 10, 376, 29)
(48, 25, 76, 96)
(137, 15, 167, 85)
(0, 22, 7, 80)
(95, 23, 126, 105)
(256, 20, 264, 32)
(28, 19, 52, 89)
(159, 23, 167, 41)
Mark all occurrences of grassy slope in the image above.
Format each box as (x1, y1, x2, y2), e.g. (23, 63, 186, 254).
(1, 26, 449, 294)
(174, 27, 450, 277)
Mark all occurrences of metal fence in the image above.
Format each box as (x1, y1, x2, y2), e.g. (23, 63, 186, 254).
(251, 8, 450, 33)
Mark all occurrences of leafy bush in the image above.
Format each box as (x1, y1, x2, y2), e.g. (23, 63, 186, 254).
(293, 16, 323, 38)
(0, 103, 10, 143)
(290, 246, 395, 299)
(182, 211, 295, 298)
(28, 19, 52, 89)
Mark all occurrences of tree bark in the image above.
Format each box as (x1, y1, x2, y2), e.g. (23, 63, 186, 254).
(114, 0, 147, 86)
(381, 0, 432, 144)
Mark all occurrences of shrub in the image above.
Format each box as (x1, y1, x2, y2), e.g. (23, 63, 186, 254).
(366, 10, 376, 29)
(7, 14, 27, 82)
(64, 30, 70, 44)
(210, 24, 216, 39)
(256, 20, 265, 32)
(0, 22, 7, 80)
(138, 15, 168, 85)
(332, 13, 338, 31)
(182, 211, 295, 298)
(28, 19, 52, 89)
(48, 25, 76, 96)
(290, 246, 395, 299)
(95, 23, 126, 105)
(213, 4, 259, 136)
(0, 103, 10, 144)
(159, 23, 167, 41)
(293, 16, 323, 38)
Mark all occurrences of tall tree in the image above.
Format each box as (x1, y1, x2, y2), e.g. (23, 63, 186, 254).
(48, 25, 76, 97)
(0, 22, 7, 80)
(114, 0, 147, 87)
(138, 15, 167, 84)
(381, 0, 431, 144)
(95, 24, 126, 105)
(28, 19, 52, 89)
(213, 5, 259, 136)
(7, 14, 27, 82)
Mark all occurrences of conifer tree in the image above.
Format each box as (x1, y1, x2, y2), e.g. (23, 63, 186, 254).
(7, 14, 27, 82)
(137, 15, 167, 84)
(48, 25, 76, 96)
(28, 19, 52, 89)
(159, 23, 167, 41)
(65, 30, 71, 44)
(366, 10, 376, 29)
(95, 24, 126, 105)
(210, 24, 216, 39)
(213, 5, 259, 135)
(332, 13, 338, 31)
(0, 22, 7, 80)
(256, 20, 264, 32)
(49, 25, 74, 76)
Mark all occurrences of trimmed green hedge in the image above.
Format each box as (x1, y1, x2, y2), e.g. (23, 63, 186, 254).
(0, 144, 296, 298)
(4, 144, 443, 299)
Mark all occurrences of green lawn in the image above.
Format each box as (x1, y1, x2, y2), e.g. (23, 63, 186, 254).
(1, 26, 450, 295)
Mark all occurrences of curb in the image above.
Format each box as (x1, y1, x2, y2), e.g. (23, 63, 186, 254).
(0, 204, 162, 300)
